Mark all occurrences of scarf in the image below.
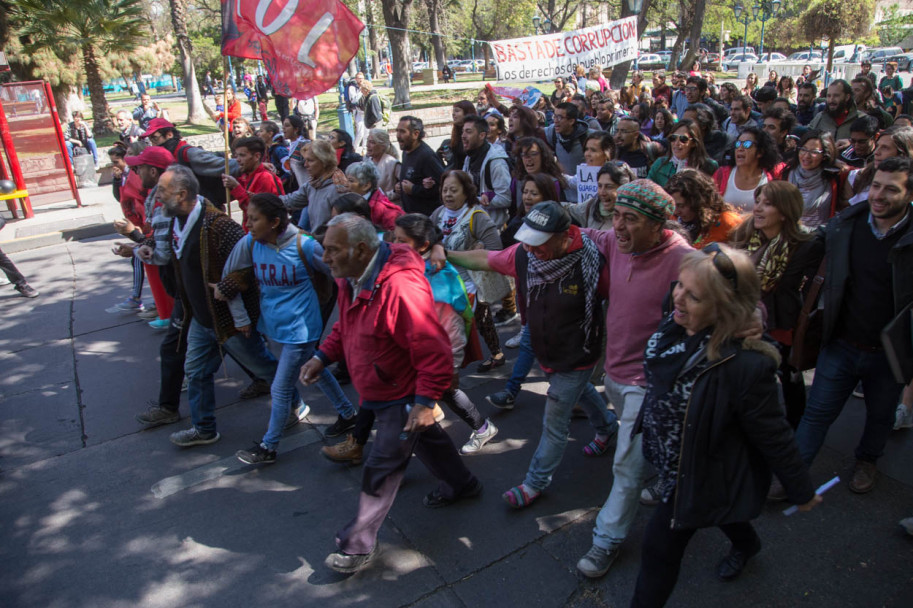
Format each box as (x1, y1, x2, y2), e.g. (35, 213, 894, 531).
(643, 316, 712, 402)
(526, 229, 601, 353)
(670, 155, 689, 174)
(746, 230, 791, 294)
(172, 198, 203, 260)
(788, 166, 830, 226)
(440, 205, 474, 251)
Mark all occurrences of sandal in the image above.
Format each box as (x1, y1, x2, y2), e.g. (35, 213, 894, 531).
(502, 484, 541, 509)
(583, 435, 612, 457)
(477, 353, 506, 373)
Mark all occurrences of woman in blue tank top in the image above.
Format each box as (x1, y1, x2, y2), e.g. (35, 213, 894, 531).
(219, 193, 356, 465)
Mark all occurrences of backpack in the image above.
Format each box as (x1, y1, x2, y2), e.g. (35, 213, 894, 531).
(343, 79, 360, 112)
(296, 233, 338, 329)
(173, 141, 228, 210)
(379, 93, 391, 124)
(482, 155, 514, 193)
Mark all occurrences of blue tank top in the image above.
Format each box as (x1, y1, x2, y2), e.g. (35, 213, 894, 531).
(251, 234, 323, 344)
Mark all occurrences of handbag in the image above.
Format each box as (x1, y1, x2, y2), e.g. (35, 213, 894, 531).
(789, 258, 826, 371)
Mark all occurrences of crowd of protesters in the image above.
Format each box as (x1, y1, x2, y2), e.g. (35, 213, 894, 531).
(92, 59, 913, 605)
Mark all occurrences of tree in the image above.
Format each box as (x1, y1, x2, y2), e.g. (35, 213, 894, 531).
(679, 0, 706, 71)
(801, 0, 876, 72)
(538, 0, 580, 32)
(381, 0, 415, 107)
(610, 0, 654, 89)
(169, 0, 208, 124)
(13, 0, 148, 135)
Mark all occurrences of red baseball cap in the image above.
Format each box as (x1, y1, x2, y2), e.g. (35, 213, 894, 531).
(125, 146, 175, 170)
(140, 117, 175, 139)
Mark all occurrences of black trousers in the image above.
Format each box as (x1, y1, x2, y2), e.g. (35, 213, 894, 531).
(630, 496, 760, 608)
(159, 299, 188, 411)
(0, 247, 26, 286)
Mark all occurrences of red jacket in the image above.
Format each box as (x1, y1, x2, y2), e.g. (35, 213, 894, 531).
(231, 163, 284, 230)
(119, 170, 147, 233)
(369, 188, 405, 232)
(712, 164, 785, 197)
(317, 242, 453, 408)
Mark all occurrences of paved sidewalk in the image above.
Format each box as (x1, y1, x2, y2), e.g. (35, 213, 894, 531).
(0, 222, 911, 607)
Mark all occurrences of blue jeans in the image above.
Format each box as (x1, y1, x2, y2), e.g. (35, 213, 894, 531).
(261, 341, 355, 448)
(184, 320, 278, 434)
(795, 338, 903, 465)
(66, 139, 98, 165)
(523, 367, 619, 492)
(506, 324, 535, 396)
(592, 377, 648, 550)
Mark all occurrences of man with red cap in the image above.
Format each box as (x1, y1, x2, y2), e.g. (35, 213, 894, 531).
(140, 118, 240, 211)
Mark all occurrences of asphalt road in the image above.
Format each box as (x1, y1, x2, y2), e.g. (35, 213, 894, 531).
(0, 233, 912, 608)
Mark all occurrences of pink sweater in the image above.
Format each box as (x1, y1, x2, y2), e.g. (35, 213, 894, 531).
(581, 228, 694, 386)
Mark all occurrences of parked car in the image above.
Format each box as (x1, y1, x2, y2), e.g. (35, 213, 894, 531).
(724, 46, 756, 58)
(722, 53, 759, 71)
(656, 50, 672, 66)
(634, 53, 666, 71)
(757, 52, 787, 63)
(887, 52, 913, 72)
(787, 50, 823, 62)
(864, 47, 904, 64)
(832, 44, 866, 63)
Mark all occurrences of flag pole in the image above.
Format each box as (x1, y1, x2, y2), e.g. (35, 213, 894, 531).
(223, 56, 232, 219)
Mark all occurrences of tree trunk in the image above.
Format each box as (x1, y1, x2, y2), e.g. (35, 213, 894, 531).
(170, 0, 207, 124)
(381, 0, 413, 108)
(826, 38, 835, 74)
(81, 43, 112, 136)
(426, 0, 446, 71)
(680, 0, 705, 72)
(366, 0, 382, 78)
(52, 84, 80, 126)
(610, 0, 654, 89)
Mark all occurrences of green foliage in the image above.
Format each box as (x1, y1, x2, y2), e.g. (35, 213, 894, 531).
(877, 4, 913, 46)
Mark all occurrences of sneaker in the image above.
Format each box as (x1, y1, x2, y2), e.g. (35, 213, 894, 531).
(767, 477, 787, 502)
(486, 390, 516, 410)
(849, 460, 877, 494)
(239, 379, 270, 400)
(15, 283, 39, 298)
(148, 318, 170, 330)
(136, 405, 180, 428)
(423, 477, 483, 508)
(169, 427, 220, 447)
(504, 330, 524, 349)
(180, 377, 188, 392)
(582, 434, 613, 457)
(461, 420, 499, 454)
(325, 547, 377, 574)
(113, 297, 143, 311)
(894, 404, 913, 430)
(321, 434, 363, 465)
(852, 382, 864, 399)
(493, 309, 519, 326)
(325, 414, 356, 438)
(137, 307, 159, 319)
(640, 478, 663, 506)
(716, 539, 761, 581)
(576, 544, 619, 578)
(236, 442, 277, 465)
(0, 276, 10, 286)
(285, 401, 311, 429)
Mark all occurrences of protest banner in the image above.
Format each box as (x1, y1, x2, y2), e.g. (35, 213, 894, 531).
(490, 17, 638, 83)
(576, 165, 599, 202)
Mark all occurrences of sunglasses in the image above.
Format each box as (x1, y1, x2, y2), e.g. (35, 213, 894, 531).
(668, 134, 693, 144)
(703, 242, 738, 292)
(734, 140, 756, 149)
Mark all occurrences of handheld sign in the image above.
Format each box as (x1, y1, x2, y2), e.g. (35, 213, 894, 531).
(576, 164, 599, 202)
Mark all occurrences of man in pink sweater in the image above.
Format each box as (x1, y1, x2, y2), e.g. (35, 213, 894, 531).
(574, 180, 695, 578)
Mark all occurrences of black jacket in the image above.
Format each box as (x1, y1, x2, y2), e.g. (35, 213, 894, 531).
(639, 337, 815, 530)
(363, 91, 383, 128)
(762, 238, 825, 334)
(817, 202, 913, 347)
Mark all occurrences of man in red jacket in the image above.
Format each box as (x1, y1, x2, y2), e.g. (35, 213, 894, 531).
(300, 213, 481, 574)
(222, 136, 284, 232)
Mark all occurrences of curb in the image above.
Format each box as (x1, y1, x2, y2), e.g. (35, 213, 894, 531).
(0, 223, 115, 254)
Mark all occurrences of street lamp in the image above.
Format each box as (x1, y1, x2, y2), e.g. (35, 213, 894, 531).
(733, 4, 753, 55)
(533, 15, 552, 35)
(627, 0, 645, 12)
(755, 0, 783, 59)
(533, 14, 540, 34)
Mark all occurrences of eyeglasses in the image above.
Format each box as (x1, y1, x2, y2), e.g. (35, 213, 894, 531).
(667, 134, 693, 143)
(798, 147, 824, 156)
(520, 150, 541, 159)
(734, 140, 756, 149)
(703, 242, 738, 292)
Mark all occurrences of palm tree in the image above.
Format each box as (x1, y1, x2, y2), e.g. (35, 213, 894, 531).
(168, 0, 208, 125)
(14, 0, 147, 135)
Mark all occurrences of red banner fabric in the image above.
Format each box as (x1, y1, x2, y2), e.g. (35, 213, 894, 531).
(221, 0, 364, 98)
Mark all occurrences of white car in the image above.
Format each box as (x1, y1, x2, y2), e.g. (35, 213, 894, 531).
(757, 52, 787, 63)
(635, 54, 666, 70)
(787, 51, 823, 62)
(722, 53, 759, 71)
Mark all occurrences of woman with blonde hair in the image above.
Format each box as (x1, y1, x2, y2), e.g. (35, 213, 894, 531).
(741, 72, 759, 98)
(365, 128, 400, 198)
(285, 139, 343, 232)
(630, 244, 820, 606)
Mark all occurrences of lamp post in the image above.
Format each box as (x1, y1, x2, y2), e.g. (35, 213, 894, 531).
(627, 0, 644, 13)
(533, 15, 552, 35)
(733, 4, 753, 53)
(755, 0, 782, 60)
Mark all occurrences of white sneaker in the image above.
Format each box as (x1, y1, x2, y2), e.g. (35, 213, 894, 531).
(893, 404, 913, 430)
(505, 330, 524, 349)
(0, 276, 10, 286)
(460, 419, 498, 454)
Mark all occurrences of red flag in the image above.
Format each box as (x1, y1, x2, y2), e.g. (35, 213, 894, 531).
(221, 0, 364, 99)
